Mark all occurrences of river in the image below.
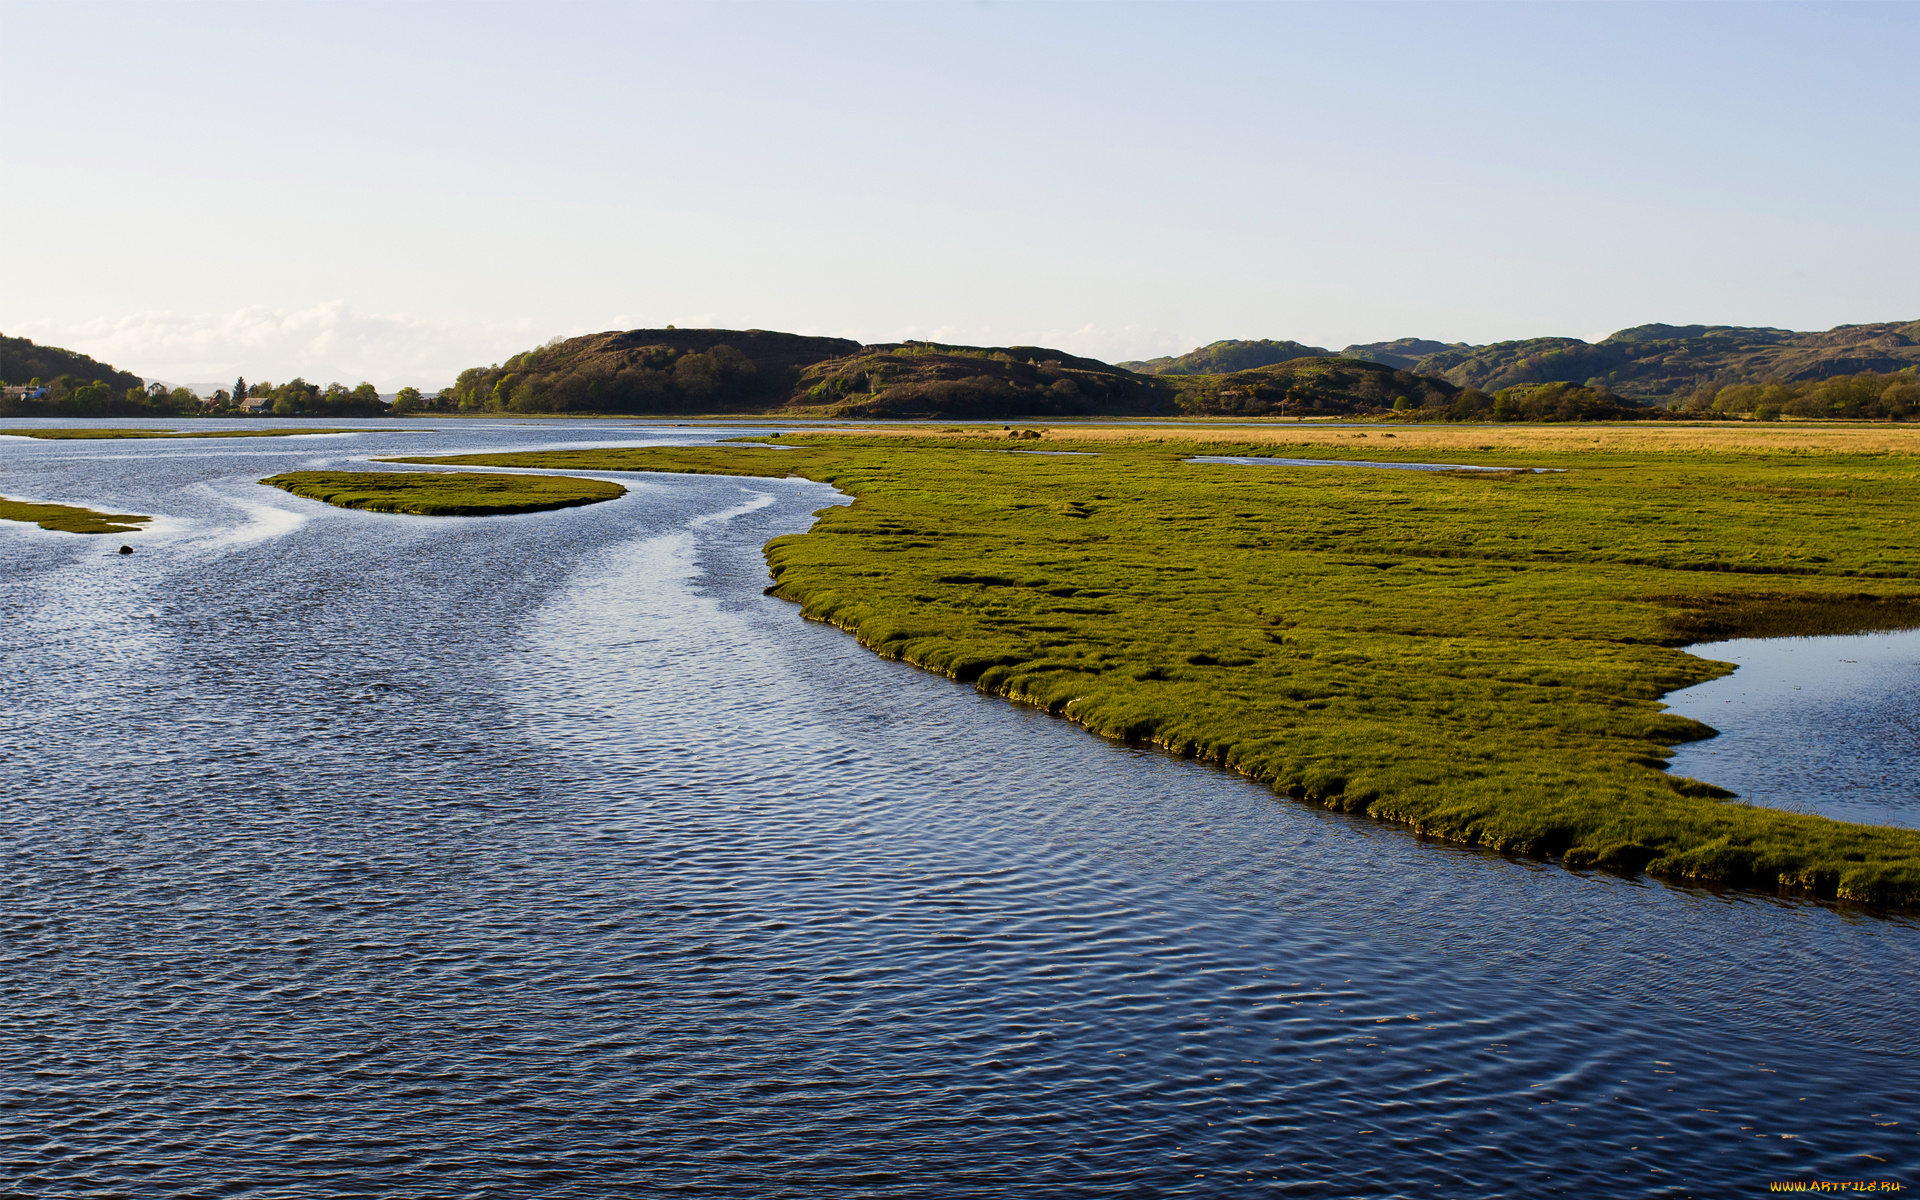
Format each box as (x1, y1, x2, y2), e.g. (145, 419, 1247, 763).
(2, 418, 1913, 1196)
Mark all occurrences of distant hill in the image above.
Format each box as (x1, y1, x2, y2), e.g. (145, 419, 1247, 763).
(1119, 339, 1333, 376)
(1398, 322, 1920, 400)
(1164, 322, 1920, 401)
(1341, 338, 1478, 371)
(0, 333, 144, 392)
(434, 329, 1162, 417)
(803, 343, 1160, 418)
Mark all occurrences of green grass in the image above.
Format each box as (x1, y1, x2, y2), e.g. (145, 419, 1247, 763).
(0, 495, 151, 534)
(388, 431, 1920, 908)
(262, 470, 626, 516)
(3, 427, 369, 439)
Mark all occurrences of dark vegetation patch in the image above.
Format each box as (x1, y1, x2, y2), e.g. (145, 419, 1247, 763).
(0, 496, 151, 534)
(405, 434, 1920, 909)
(1657, 592, 1920, 643)
(262, 471, 625, 516)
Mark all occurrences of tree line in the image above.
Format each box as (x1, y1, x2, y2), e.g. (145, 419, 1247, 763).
(1, 373, 399, 418)
(1667, 368, 1919, 421)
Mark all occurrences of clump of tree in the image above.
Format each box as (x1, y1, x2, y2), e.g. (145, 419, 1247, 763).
(1450, 381, 1644, 423)
(1669, 367, 1919, 421)
(231, 379, 388, 417)
(1170, 357, 1459, 417)
(2, 376, 206, 418)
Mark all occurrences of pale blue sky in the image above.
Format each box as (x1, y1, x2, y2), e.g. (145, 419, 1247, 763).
(4, 1, 1916, 387)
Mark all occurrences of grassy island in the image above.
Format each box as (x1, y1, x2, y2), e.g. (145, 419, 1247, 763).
(0, 495, 151, 534)
(3, 427, 368, 440)
(262, 470, 625, 516)
(391, 424, 1920, 907)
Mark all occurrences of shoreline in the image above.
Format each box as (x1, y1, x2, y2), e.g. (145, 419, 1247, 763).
(385, 429, 1920, 909)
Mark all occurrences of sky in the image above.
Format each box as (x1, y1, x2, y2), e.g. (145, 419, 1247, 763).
(4, 1, 1917, 389)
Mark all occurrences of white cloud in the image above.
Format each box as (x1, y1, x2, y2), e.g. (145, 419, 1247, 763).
(12, 303, 557, 391)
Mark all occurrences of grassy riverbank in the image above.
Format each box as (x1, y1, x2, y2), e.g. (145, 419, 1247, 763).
(0, 495, 151, 534)
(262, 470, 625, 516)
(3, 427, 371, 439)
(393, 426, 1920, 906)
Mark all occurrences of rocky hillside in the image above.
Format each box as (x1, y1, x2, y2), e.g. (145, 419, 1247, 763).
(1342, 321, 1920, 401)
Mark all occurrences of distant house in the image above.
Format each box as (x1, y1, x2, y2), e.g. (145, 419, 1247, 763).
(239, 396, 272, 414)
(2, 386, 49, 402)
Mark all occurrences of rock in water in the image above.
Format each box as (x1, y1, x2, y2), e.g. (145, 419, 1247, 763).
(118, 545, 134, 555)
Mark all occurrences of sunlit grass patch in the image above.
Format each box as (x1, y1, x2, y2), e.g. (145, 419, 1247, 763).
(262, 470, 625, 516)
(395, 432, 1920, 907)
(0, 496, 151, 534)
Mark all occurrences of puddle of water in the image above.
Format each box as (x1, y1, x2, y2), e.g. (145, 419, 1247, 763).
(1665, 628, 1920, 828)
(1187, 455, 1558, 472)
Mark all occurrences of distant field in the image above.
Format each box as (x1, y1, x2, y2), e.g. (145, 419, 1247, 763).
(262, 470, 626, 516)
(824, 420, 1920, 456)
(395, 429, 1920, 907)
(0, 496, 151, 534)
(2, 427, 367, 440)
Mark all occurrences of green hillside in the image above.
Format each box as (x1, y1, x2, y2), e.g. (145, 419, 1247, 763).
(1, 334, 144, 392)
(1118, 338, 1332, 376)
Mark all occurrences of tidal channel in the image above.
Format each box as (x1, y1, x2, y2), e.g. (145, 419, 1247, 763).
(2, 418, 1914, 1196)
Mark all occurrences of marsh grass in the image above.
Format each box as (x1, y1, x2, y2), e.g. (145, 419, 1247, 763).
(0, 496, 151, 534)
(396, 431, 1920, 907)
(262, 471, 625, 516)
(3, 427, 369, 440)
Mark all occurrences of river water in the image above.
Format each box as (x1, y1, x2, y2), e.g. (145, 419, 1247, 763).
(2, 418, 1914, 1197)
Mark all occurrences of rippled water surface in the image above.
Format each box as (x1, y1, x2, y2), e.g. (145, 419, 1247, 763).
(3, 419, 1915, 1197)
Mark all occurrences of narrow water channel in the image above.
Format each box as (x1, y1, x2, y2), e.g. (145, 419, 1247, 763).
(2, 419, 1914, 1197)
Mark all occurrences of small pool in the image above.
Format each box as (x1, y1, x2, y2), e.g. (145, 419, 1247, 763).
(1664, 628, 1920, 829)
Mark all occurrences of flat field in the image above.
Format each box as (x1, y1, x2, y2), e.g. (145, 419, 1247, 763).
(262, 470, 626, 516)
(394, 424, 1920, 905)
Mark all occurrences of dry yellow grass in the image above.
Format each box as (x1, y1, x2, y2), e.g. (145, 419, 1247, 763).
(795, 421, 1920, 456)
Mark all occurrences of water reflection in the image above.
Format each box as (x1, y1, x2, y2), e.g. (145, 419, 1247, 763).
(1666, 628, 1920, 829)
